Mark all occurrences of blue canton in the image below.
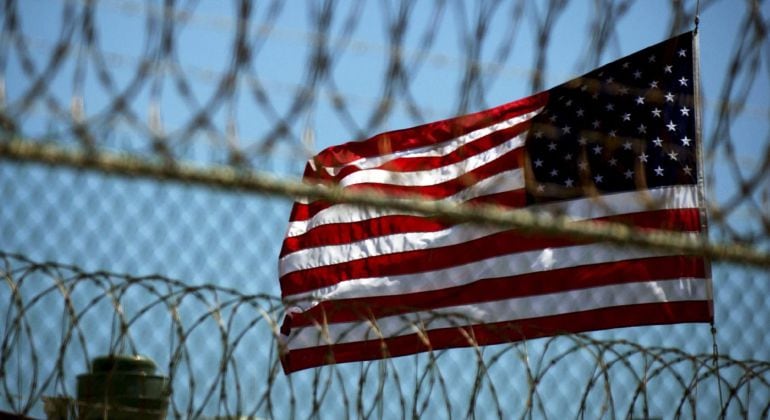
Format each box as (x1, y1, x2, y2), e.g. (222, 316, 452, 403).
(526, 32, 696, 203)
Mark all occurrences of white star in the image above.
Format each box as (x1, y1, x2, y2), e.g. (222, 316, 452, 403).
(606, 76, 614, 84)
(635, 96, 645, 105)
(638, 153, 649, 163)
(683, 165, 693, 175)
(608, 130, 617, 138)
(638, 124, 647, 134)
(565, 99, 573, 107)
(534, 158, 543, 167)
(619, 86, 630, 95)
(537, 184, 545, 193)
(624, 169, 634, 179)
(594, 174, 604, 184)
(550, 168, 559, 177)
(651, 108, 662, 118)
(593, 145, 603, 155)
(678, 49, 687, 57)
(668, 150, 679, 161)
(578, 160, 589, 171)
(592, 120, 601, 129)
(622, 62, 630, 69)
(578, 136, 588, 146)
(609, 158, 618, 166)
(667, 121, 677, 131)
(680, 106, 690, 116)
(549, 114, 558, 123)
(654, 166, 664, 176)
(664, 64, 673, 73)
(665, 92, 675, 102)
(633, 70, 642, 79)
(679, 77, 689, 86)
(564, 153, 573, 161)
(606, 103, 615, 111)
(562, 125, 572, 134)
(548, 142, 557, 151)
(648, 55, 656, 63)
(649, 80, 659, 88)
(534, 130, 544, 139)
(681, 136, 692, 146)
(623, 140, 633, 150)
(576, 108, 585, 117)
(652, 137, 663, 147)
(622, 113, 631, 121)
(565, 178, 575, 187)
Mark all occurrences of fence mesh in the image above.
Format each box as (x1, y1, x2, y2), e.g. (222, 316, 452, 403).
(1, 0, 770, 418)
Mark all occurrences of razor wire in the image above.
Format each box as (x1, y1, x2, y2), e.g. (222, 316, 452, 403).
(1, 0, 768, 247)
(4, 250, 770, 419)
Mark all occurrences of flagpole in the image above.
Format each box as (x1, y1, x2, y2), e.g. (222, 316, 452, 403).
(691, 17, 712, 322)
(691, 13, 724, 411)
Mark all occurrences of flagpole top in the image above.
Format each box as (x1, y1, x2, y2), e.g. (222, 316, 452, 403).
(694, 0, 701, 33)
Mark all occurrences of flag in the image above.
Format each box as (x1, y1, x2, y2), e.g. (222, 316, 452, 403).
(278, 31, 712, 373)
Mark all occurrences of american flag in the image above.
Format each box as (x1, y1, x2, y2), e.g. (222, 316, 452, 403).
(278, 32, 712, 373)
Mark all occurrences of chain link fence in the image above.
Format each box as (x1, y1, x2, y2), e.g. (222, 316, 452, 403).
(1, 0, 770, 418)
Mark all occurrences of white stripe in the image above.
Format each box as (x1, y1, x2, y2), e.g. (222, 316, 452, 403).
(333, 132, 525, 187)
(281, 185, 700, 271)
(283, 237, 699, 306)
(282, 224, 498, 273)
(290, 166, 522, 206)
(285, 168, 525, 237)
(441, 168, 522, 201)
(321, 108, 542, 176)
(286, 278, 709, 350)
(286, 184, 698, 238)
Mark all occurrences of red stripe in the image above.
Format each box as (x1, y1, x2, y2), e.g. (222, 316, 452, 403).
(287, 255, 706, 327)
(289, 147, 525, 222)
(281, 300, 712, 372)
(307, 121, 533, 183)
(466, 189, 528, 208)
(311, 93, 548, 167)
(280, 189, 527, 257)
(280, 208, 702, 296)
(287, 163, 333, 223)
(281, 216, 447, 257)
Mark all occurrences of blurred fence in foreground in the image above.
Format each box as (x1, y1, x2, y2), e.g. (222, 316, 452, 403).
(2, 0, 770, 418)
